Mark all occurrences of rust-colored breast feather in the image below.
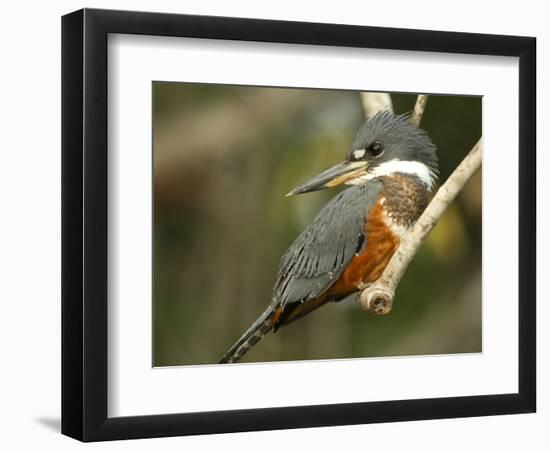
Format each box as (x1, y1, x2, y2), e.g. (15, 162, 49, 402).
(328, 199, 400, 295)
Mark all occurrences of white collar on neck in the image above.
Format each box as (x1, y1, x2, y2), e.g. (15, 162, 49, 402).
(345, 159, 438, 190)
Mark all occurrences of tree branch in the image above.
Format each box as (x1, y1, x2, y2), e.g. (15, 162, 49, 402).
(361, 92, 393, 118)
(410, 94, 428, 127)
(358, 138, 482, 314)
(356, 91, 481, 314)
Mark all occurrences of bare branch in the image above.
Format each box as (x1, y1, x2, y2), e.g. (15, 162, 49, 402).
(358, 138, 482, 314)
(361, 92, 393, 118)
(410, 94, 429, 127)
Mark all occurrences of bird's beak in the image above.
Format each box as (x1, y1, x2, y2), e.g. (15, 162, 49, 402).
(286, 160, 369, 196)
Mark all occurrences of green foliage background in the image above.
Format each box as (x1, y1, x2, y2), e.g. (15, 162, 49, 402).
(153, 83, 482, 366)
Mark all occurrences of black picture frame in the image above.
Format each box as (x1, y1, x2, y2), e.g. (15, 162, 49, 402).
(61, 8, 536, 442)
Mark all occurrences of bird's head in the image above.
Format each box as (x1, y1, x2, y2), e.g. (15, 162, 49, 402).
(286, 111, 439, 196)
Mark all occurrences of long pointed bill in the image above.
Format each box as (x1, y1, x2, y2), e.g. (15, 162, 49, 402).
(286, 160, 369, 196)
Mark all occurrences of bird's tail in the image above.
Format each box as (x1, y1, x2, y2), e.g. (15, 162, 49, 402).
(219, 306, 276, 364)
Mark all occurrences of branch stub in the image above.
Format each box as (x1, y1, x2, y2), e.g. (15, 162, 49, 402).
(359, 288, 394, 315)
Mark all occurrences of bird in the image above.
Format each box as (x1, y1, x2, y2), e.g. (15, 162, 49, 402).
(219, 110, 439, 364)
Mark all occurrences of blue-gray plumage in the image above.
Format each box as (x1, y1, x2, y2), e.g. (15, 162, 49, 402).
(273, 182, 383, 310)
(220, 111, 438, 364)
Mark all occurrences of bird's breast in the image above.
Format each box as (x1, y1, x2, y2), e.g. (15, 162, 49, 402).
(328, 176, 429, 295)
(327, 197, 401, 295)
(379, 175, 431, 227)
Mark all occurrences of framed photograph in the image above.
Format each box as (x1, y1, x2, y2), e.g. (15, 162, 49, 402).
(61, 8, 536, 441)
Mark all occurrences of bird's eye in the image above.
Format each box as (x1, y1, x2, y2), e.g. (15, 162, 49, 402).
(367, 141, 384, 157)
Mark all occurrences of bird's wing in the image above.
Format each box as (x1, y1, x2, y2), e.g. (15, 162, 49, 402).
(273, 180, 383, 308)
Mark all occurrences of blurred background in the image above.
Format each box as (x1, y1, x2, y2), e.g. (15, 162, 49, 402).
(153, 83, 482, 366)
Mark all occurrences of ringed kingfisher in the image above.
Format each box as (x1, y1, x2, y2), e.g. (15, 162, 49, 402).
(220, 111, 439, 364)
